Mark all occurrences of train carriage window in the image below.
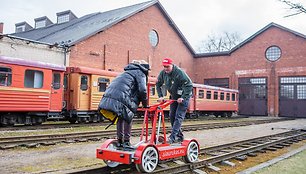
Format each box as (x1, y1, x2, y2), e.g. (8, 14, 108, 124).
(150, 85, 156, 96)
(220, 92, 224, 100)
(232, 93, 236, 101)
(226, 93, 230, 101)
(24, 70, 43, 88)
(214, 92, 218, 100)
(52, 73, 61, 90)
(0, 67, 12, 86)
(80, 75, 88, 91)
(98, 77, 110, 92)
(198, 90, 204, 99)
(206, 91, 211, 99)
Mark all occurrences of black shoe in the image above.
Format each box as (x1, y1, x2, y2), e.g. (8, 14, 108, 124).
(123, 140, 135, 150)
(117, 139, 123, 148)
(177, 136, 184, 142)
(167, 137, 176, 144)
(168, 136, 184, 144)
(123, 141, 131, 147)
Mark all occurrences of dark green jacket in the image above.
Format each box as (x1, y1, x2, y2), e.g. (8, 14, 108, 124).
(156, 65, 193, 100)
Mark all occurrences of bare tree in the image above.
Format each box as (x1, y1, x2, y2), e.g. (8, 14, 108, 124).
(196, 31, 242, 53)
(279, 0, 306, 17)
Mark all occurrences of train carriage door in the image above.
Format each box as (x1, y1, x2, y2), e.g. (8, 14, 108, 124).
(79, 74, 90, 110)
(50, 71, 63, 111)
(189, 87, 197, 113)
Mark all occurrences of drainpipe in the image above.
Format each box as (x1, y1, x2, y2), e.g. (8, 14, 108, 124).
(59, 40, 71, 66)
(63, 45, 68, 66)
(103, 44, 106, 70)
(127, 50, 130, 64)
(0, 22, 3, 34)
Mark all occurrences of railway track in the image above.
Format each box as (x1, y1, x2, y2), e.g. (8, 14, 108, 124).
(0, 118, 290, 149)
(67, 129, 306, 174)
(0, 115, 251, 131)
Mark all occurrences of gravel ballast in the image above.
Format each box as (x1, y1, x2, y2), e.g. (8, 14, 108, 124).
(0, 119, 305, 174)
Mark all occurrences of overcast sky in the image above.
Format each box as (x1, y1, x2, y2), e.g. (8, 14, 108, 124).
(1, 0, 305, 49)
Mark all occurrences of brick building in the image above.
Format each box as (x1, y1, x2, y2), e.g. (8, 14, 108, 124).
(194, 23, 306, 117)
(10, 1, 306, 117)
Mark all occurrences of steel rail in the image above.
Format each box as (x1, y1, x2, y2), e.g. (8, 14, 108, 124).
(0, 119, 290, 149)
(65, 130, 305, 174)
(152, 130, 306, 174)
(0, 116, 288, 131)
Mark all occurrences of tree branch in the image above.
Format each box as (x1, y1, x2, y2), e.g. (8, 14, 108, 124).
(279, 0, 306, 17)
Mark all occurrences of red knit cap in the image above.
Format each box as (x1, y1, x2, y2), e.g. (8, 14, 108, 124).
(162, 58, 173, 66)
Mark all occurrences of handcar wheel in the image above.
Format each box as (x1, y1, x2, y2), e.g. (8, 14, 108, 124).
(183, 141, 199, 163)
(136, 146, 158, 173)
(103, 141, 120, 168)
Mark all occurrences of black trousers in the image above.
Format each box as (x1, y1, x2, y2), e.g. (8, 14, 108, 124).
(116, 117, 132, 141)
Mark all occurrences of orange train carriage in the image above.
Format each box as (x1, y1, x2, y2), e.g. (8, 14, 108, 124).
(62, 66, 160, 123)
(0, 57, 239, 126)
(146, 82, 239, 118)
(188, 84, 238, 118)
(0, 56, 65, 126)
(63, 66, 119, 123)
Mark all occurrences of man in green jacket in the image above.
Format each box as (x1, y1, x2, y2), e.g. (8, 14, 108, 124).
(156, 58, 193, 143)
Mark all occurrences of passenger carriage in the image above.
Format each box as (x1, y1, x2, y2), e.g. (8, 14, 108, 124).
(0, 56, 65, 126)
(0, 61, 239, 126)
(190, 83, 239, 117)
(63, 66, 119, 123)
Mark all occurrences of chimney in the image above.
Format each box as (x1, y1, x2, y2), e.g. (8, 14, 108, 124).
(0, 23, 3, 34)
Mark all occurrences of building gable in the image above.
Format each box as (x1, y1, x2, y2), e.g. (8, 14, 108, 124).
(195, 22, 306, 58)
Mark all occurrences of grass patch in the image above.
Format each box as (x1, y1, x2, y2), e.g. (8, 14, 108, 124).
(254, 148, 306, 174)
(207, 140, 306, 174)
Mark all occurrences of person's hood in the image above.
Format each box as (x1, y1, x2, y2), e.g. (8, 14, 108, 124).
(124, 63, 149, 74)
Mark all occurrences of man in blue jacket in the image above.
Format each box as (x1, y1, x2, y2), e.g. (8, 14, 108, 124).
(156, 58, 193, 144)
(98, 60, 150, 148)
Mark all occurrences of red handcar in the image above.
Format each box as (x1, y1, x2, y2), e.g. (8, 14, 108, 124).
(96, 100, 199, 173)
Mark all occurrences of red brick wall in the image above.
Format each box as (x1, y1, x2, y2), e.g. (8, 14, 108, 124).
(194, 26, 306, 116)
(67, 6, 306, 116)
(69, 5, 194, 79)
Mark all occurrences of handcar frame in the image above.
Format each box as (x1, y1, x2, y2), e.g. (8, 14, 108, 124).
(96, 100, 199, 173)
